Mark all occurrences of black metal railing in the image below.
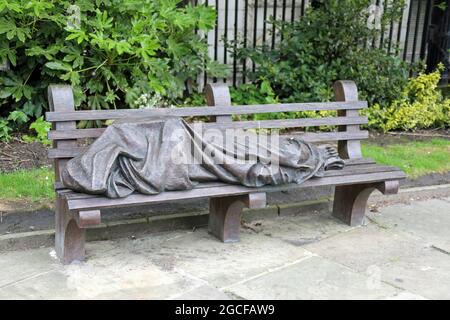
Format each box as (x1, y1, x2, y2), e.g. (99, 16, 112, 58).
(193, 0, 449, 86)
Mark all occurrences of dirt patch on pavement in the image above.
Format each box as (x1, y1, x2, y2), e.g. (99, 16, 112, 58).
(0, 135, 50, 173)
(403, 172, 450, 188)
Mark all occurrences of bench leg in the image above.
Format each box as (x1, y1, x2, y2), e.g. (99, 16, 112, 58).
(55, 195, 86, 264)
(209, 193, 266, 243)
(332, 181, 399, 226)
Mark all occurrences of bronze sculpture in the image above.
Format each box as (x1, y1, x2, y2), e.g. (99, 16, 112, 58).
(62, 116, 345, 198)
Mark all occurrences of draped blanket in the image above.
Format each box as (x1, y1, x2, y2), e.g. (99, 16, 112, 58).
(62, 117, 345, 198)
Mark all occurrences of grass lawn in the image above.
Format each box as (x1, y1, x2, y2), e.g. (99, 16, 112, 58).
(0, 138, 448, 202)
(362, 138, 450, 178)
(0, 167, 54, 202)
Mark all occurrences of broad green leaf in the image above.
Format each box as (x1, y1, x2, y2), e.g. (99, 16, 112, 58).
(8, 110, 29, 124)
(45, 61, 72, 71)
(0, 18, 14, 34)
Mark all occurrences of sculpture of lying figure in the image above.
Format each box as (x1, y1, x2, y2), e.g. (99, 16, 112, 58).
(62, 117, 345, 198)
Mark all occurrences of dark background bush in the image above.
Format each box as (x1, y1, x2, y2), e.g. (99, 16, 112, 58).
(232, 0, 413, 108)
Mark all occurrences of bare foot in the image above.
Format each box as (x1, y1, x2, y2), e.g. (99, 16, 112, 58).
(322, 146, 345, 171)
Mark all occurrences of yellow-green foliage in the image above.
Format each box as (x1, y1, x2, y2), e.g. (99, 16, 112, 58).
(368, 65, 450, 132)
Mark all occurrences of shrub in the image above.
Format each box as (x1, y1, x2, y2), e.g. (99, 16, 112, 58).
(22, 116, 52, 145)
(0, 118, 11, 141)
(230, 79, 336, 131)
(0, 0, 228, 126)
(367, 65, 450, 132)
(232, 0, 411, 107)
(230, 80, 278, 106)
(340, 49, 412, 107)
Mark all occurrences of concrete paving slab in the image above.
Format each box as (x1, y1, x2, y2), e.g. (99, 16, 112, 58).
(304, 224, 450, 300)
(0, 269, 80, 299)
(378, 248, 450, 300)
(247, 212, 354, 246)
(0, 195, 449, 299)
(0, 226, 313, 299)
(384, 291, 428, 300)
(304, 224, 426, 272)
(171, 285, 232, 300)
(226, 256, 401, 300)
(120, 227, 313, 289)
(0, 248, 59, 288)
(0, 234, 206, 299)
(367, 197, 450, 253)
(64, 251, 202, 299)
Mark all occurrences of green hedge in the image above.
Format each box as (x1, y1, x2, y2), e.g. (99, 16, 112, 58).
(229, 0, 449, 131)
(0, 0, 227, 122)
(1, 0, 448, 140)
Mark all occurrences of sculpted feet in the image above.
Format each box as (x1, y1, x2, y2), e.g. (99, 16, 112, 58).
(322, 146, 345, 171)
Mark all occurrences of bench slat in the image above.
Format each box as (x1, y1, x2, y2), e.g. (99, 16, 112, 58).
(48, 131, 369, 159)
(48, 117, 368, 140)
(65, 169, 405, 211)
(45, 101, 367, 122)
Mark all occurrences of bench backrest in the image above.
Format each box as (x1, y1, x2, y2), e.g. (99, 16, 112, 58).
(46, 80, 367, 183)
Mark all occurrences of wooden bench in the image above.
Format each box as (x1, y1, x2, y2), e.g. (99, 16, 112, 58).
(46, 81, 406, 264)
